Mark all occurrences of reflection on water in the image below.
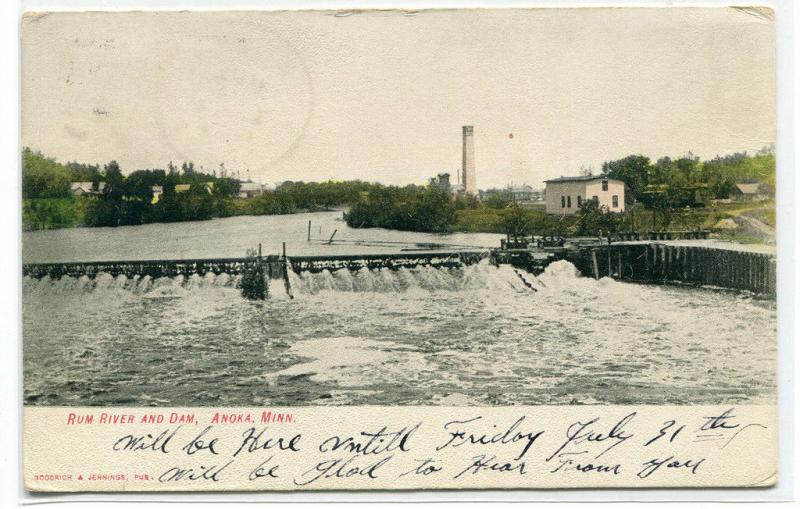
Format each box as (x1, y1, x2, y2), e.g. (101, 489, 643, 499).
(23, 259, 777, 406)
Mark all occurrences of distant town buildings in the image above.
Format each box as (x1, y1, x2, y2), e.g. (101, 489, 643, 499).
(72, 177, 271, 203)
(148, 182, 213, 204)
(175, 182, 214, 194)
(428, 173, 452, 192)
(238, 181, 264, 199)
(506, 184, 540, 202)
(544, 175, 625, 215)
(477, 184, 545, 210)
(428, 126, 478, 196)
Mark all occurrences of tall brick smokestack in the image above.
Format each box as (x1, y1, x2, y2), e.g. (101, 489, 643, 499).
(462, 125, 476, 195)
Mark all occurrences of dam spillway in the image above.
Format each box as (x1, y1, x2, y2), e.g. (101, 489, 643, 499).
(21, 251, 491, 280)
(22, 241, 776, 298)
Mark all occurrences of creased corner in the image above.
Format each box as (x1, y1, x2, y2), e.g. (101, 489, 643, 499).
(731, 6, 775, 22)
(21, 11, 51, 23)
(749, 470, 778, 487)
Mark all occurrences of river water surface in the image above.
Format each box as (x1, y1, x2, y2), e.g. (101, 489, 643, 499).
(22, 212, 776, 406)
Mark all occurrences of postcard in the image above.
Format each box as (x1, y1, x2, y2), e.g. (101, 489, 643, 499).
(20, 7, 778, 492)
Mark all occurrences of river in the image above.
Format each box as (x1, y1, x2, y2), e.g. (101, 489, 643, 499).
(22, 212, 776, 406)
(22, 210, 504, 263)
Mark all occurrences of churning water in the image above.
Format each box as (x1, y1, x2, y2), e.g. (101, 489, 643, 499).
(23, 256, 776, 406)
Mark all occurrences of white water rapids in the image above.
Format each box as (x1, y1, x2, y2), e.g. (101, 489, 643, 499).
(23, 259, 776, 406)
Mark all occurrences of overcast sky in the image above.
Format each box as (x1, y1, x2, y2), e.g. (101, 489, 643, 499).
(22, 8, 775, 189)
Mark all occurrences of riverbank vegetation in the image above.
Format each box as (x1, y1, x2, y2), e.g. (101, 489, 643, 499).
(242, 180, 375, 216)
(22, 148, 245, 228)
(344, 186, 458, 233)
(22, 147, 775, 243)
(346, 148, 775, 238)
(602, 148, 774, 207)
(454, 200, 774, 241)
(21, 149, 374, 230)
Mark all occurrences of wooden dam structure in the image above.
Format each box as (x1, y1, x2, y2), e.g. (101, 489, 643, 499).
(22, 237, 776, 299)
(560, 243, 776, 297)
(22, 251, 488, 280)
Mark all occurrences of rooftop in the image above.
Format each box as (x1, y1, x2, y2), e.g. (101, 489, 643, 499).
(734, 183, 761, 194)
(70, 181, 105, 192)
(239, 181, 263, 191)
(544, 175, 617, 183)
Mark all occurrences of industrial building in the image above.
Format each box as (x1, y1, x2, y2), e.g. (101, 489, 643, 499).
(461, 125, 476, 195)
(544, 175, 625, 215)
(430, 126, 478, 196)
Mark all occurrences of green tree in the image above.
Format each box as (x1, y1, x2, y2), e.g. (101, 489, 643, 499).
(22, 148, 72, 199)
(344, 185, 457, 233)
(500, 204, 531, 238)
(572, 200, 622, 237)
(602, 154, 652, 201)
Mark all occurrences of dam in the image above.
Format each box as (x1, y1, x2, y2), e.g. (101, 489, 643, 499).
(22, 213, 777, 407)
(22, 236, 777, 298)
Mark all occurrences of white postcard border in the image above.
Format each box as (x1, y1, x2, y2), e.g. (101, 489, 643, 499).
(4, 0, 797, 505)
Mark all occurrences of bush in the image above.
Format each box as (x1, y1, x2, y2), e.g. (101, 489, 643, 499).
(345, 186, 457, 233)
(237, 250, 267, 300)
(571, 201, 623, 237)
(22, 198, 81, 230)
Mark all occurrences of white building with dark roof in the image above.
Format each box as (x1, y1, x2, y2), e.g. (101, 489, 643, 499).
(544, 175, 625, 215)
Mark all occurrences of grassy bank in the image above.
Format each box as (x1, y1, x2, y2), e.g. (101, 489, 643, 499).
(454, 207, 565, 234)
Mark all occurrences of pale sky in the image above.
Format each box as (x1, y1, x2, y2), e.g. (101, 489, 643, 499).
(21, 8, 775, 189)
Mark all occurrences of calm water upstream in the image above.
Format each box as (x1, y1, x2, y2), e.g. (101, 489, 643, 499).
(22, 212, 776, 406)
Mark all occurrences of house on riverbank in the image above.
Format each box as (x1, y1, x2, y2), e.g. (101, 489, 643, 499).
(238, 181, 264, 199)
(544, 175, 625, 215)
(70, 182, 105, 196)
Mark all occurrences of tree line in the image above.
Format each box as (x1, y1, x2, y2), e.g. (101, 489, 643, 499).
(346, 147, 776, 237)
(23, 148, 245, 227)
(22, 146, 775, 235)
(243, 180, 377, 216)
(21, 148, 387, 229)
(602, 146, 775, 207)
